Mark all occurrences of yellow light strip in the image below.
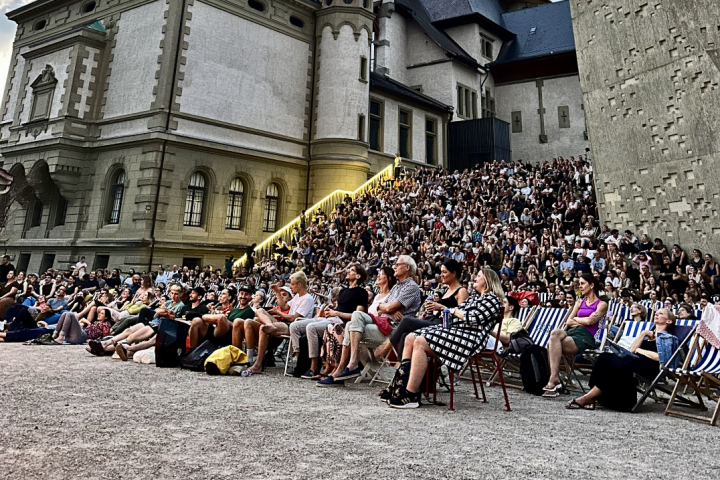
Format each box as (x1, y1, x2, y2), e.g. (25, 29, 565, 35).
(234, 164, 394, 269)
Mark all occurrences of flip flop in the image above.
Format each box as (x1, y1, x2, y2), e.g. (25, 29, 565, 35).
(542, 390, 560, 398)
(565, 399, 583, 409)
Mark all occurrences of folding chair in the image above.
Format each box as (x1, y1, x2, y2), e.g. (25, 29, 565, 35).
(517, 306, 537, 325)
(613, 320, 655, 350)
(664, 333, 720, 426)
(464, 316, 512, 412)
(632, 323, 703, 412)
(490, 307, 569, 387)
(354, 342, 399, 386)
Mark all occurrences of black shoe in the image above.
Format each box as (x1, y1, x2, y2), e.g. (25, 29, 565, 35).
(300, 369, 316, 379)
(388, 390, 420, 409)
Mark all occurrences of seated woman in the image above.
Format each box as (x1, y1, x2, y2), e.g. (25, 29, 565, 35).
(107, 291, 156, 334)
(566, 308, 679, 411)
(543, 273, 608, 397)
(485, 295, 524, 351)
(675, 303, 696, 321)
(50, 307, 113, 345)
(382, 267, 503, 409)
(374, 259, 468, 360)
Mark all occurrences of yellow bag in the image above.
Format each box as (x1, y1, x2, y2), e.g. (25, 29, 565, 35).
(204, 345, 248, 375)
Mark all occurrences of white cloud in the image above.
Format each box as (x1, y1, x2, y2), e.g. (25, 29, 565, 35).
(0, 0, 36, 99)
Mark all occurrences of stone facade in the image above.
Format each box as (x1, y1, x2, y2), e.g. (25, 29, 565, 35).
(570, 0, 720, 253)
(0, 0, 588, 273)
(495, 75, 589, 162)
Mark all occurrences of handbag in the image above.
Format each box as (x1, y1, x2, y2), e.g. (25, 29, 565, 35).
(604, 342, 640, 360)
(370, 314, 393, 336)
(504, 329, 534, 356)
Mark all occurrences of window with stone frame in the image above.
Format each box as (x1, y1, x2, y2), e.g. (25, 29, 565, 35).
(558, 106, 570, 128)
(369, 99, 383, 151)
(29, 64, 57, 122)
(108, 169, 125, 225)
(398, 109, 412, 158)
(425, 117, 437, 165)
(456, 84, 478, 120)
(263, 183, 280, 232)
(226, 177, 245, 230)
(511, 111, 523, 133)
(184, 172, 206, 227)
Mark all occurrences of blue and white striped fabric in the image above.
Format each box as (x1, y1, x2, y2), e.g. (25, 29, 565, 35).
(616, 320, 655, 350)
(640, 300, 662, 312)
(671, 342, 720, 375)
(613, 304, 632, 322)
(526, 308, 567, 347)
(517, 307, 534, 324)
(538, 292, 552, 304)
(675, 319, 698, 328)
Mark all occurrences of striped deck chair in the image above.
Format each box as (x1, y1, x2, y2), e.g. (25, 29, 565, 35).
(664, 333, 720, 426)
(632, 323, 702, 412)
(517, 306, 537, 326)
(613, 320, 655, 350)
(491, 307, 569, 387)
(538, 292, 552, 304)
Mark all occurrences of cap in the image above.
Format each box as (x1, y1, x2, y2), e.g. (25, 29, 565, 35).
(281, 286, 293, 296)
(238, 285, 255, 295)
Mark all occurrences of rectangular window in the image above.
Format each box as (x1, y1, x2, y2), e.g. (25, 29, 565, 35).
(456, 84, 478, 119)
(17, 253, 30, 274)
(425, 118, 437, 165)
(29, 198, 43, 228)
(398, 109, 411, 158)
(558, 106, 570, 128)
(457, 86, 464, 117)
(39, 253, 55, 273)
(511, 111, 523, 133)
(54, 196, 67, 226)
(358, 114, 366, 142)
(483, 89, 496, 118)
(94, 255, 110, 270)
(359, 56, 368, 82)
(369, 100, 383, 151)
(182, 257, 202, 271)
(481, 34, 495, 60)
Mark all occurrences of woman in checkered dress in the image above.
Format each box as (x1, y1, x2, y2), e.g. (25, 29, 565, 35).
(384, 267, 504, 409)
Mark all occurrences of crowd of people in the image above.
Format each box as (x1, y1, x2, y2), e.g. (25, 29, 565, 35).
(1, 156, 718, 412)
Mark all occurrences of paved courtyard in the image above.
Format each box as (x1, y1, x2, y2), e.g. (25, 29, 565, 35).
(1, 344, 718, 479)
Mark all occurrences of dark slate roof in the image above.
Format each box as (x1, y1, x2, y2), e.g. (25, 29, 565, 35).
(370, 71, 453, 112)
(420, 0, 506, 27)
(492, 0, 575, 65)
(395, 0, 482, 70)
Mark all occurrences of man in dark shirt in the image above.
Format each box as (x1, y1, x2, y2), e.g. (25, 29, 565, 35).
(0, 256, 15, 282)
(289, 263, 368, 378)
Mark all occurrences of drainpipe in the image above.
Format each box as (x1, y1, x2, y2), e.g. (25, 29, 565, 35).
(148, 0, 187, 272)
(305, 37, 318, 210)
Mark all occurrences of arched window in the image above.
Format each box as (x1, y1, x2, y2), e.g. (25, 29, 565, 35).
(184, 172, 206, 227)
(263, 183, 280, 232)
(225, 177, 245, 230)
(108, 169, 125, 224)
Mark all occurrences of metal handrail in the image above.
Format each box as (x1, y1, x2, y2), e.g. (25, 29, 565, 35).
(234, 163, 394, 268)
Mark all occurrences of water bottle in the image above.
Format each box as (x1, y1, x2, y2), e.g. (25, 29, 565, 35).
(442, 309, 451, 329)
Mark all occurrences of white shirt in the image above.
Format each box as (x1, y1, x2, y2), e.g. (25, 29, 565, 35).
(289, 293, 315, 318)
(368, 292, 390, 316)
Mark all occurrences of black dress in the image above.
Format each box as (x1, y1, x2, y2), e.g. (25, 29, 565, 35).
(589, 340, 659, 412)
(390, 287, 462, 357)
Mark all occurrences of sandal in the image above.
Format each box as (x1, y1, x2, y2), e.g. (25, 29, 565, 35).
(543, 382, 562, 392)
(565, 399, 583, 409)
(115, 343, 128, 361)
(542, 390, 560, 398)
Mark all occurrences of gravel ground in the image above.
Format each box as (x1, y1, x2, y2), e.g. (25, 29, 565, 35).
(0, 344, 718, 480)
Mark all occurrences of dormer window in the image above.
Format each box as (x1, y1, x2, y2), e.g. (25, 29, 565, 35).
(29, 64, 57, 122)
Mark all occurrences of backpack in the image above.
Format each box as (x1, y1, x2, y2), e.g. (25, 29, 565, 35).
(291, 334, 311, 377)
(504, 329, 534, 356)
(180, 340, 218, 371)
(519, 345, 550, 396)
(156, 318, 190, 368)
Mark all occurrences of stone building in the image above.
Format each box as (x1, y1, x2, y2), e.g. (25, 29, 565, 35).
(570, 0, 720, 253)
(0, 0, 588, 273)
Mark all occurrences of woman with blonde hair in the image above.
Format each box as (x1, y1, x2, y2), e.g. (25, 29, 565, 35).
(383, 267, 503, 408)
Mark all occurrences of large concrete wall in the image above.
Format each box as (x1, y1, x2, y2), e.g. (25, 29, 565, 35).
(571, 0, 720, 253)
(102, 0, 166, 119)
(179, 1, 311, 144)
(495, 75, 589, 162)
